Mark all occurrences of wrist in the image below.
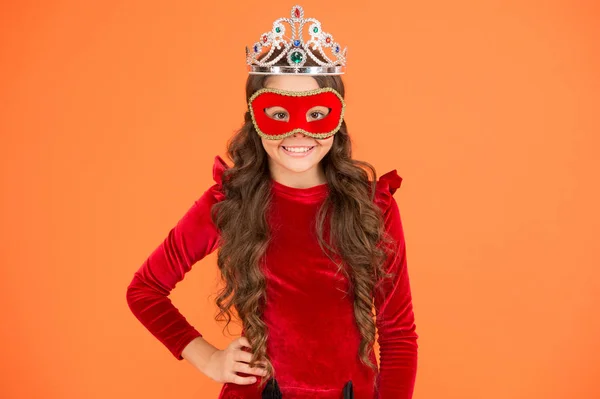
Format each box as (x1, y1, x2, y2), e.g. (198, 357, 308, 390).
(182, 337, 219, 373)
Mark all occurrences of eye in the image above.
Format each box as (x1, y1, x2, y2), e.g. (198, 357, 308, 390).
(307, 106, 330, 121)
(264, 107, 289, 122)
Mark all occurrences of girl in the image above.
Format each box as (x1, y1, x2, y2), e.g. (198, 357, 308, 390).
(126, 5, 418, 399)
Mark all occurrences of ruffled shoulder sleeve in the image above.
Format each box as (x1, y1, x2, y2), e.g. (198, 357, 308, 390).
(210, 155, 230, 202)
(374, 169, 403, 212)
(212, 155, 229, 185)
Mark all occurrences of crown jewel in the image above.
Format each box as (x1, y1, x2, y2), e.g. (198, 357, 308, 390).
(246, 5, 347, 75)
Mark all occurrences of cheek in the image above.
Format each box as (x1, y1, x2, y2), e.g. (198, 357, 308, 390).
(261, 138, 284, 154)
(316, 137, 334, 150)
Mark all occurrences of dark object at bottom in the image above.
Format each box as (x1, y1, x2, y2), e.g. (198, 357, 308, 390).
(342, 380, 353, 399)
(261, 377, 282, 399)
(261, 378, 354, 399)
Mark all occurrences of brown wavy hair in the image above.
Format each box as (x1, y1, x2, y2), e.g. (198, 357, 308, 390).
(209, 49, 397, 391)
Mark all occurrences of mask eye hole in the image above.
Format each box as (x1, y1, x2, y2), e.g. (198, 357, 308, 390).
(264, 106, 289, 122)
(307, 106, 330, 122)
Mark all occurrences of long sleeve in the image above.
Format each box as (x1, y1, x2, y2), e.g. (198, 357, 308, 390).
(126, 155, 229, 360)
(373, 171, 419, 399)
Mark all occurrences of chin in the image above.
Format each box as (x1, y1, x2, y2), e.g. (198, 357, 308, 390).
(280, 159, 317, 172)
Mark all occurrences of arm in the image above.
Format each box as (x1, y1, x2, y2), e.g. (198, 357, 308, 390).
(374, 196, 419, 399)
(181, 336, 220, 373)
(126, 183, 223, 360)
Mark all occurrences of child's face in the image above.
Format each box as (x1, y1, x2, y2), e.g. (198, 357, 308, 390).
(260, 75, 334, 176)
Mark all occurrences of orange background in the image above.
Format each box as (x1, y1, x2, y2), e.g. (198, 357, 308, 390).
(1, 1, 599, 398)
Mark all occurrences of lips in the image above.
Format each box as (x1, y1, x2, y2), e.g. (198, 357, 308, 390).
(280, 145, 316, 156)
(281, 146, 315, 150)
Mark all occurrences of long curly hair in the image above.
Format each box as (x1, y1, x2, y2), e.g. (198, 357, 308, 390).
(209, 50, 397, 391)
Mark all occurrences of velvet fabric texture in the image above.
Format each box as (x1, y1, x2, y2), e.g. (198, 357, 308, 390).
(126, 155, 418, 398)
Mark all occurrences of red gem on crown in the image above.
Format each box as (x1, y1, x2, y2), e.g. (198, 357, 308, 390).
(294, 8, 301, 18)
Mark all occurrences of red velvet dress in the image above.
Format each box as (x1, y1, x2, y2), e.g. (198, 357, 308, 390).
(126, 155, 418, 399)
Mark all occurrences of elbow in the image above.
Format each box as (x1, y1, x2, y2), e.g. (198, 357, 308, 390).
(125, 274, 151, 313)
(125, 277, 139, 313)
(125, 272, 169, 315)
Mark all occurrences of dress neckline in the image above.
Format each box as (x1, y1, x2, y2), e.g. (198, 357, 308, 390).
(270, 177, 329, 199)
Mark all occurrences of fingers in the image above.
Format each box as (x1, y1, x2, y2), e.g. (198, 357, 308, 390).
(233, 336, 268, 366)
(236, 336, 252, 349)
(234, 349, 267, 365)
(232, 360, 269, 377)
(229, 372, 259, 385)
(225, 336, 269, 385)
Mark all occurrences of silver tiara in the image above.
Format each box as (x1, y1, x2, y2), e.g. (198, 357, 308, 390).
(245, 5, 347, 75)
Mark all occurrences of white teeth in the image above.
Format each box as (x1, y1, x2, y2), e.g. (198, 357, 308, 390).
(283, 146, 313, 153)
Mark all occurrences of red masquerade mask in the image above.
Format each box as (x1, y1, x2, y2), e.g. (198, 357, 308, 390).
(248, 87, 346, 140)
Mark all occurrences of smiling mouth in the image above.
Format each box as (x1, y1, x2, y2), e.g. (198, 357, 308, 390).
(281, 145, 316, 153)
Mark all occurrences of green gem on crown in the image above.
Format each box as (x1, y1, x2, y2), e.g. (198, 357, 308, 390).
(275, 27, 281, 33)
(290, 51, 303, 64)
